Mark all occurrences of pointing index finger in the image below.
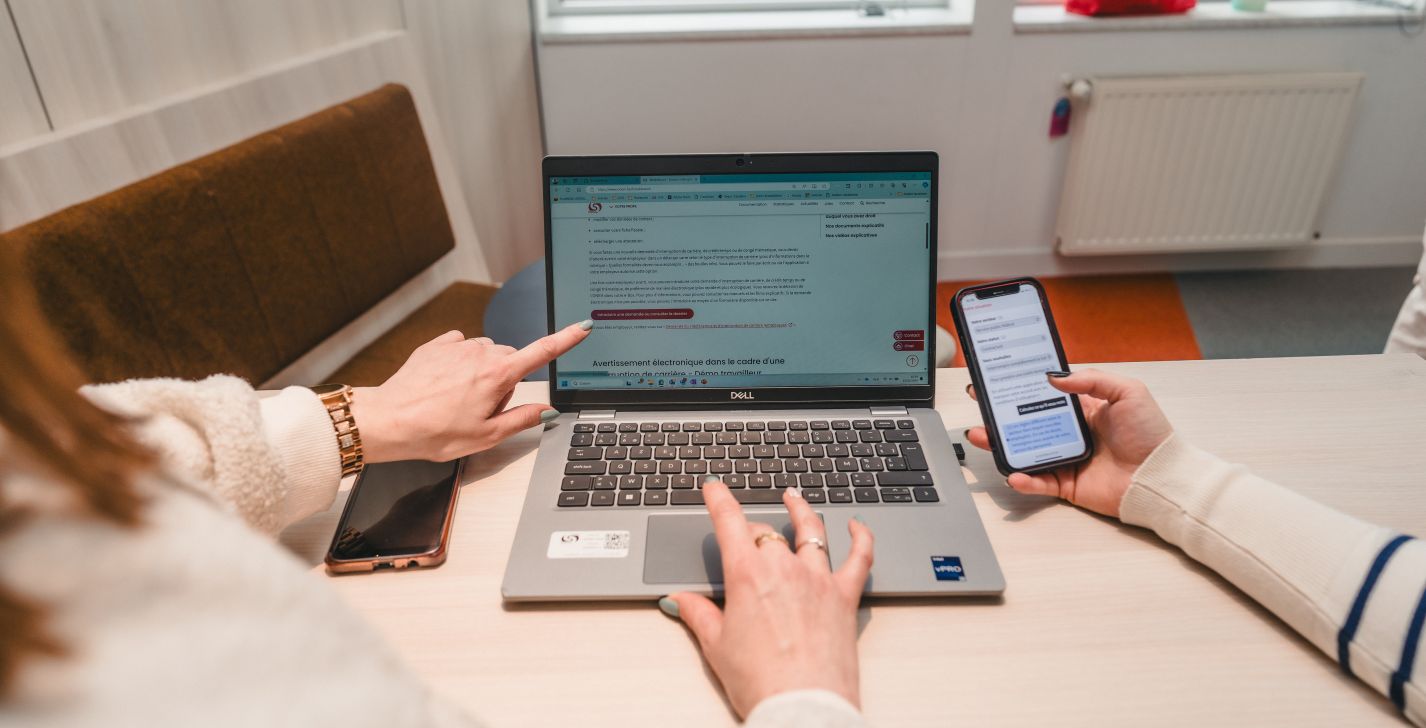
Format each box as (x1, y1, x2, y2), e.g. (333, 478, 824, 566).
(702, 480, 753, 563)
(506, 320, 593, 382)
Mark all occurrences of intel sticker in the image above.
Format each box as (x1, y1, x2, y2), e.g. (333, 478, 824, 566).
(930, 556, 965, 581)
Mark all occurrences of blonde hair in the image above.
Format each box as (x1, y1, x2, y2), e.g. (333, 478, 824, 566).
(0, 239, 154, 694)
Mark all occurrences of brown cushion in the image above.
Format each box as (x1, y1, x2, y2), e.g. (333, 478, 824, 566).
(324, 281, 498, 387)
(2, 83, 455, 384)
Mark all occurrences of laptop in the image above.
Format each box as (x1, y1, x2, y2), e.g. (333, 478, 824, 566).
(500, 152, 1005, 600)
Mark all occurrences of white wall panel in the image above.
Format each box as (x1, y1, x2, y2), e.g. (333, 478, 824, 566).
(404, 0, 546, 282)
(7, 0, 401, 132)
(0, 4, 49, 146)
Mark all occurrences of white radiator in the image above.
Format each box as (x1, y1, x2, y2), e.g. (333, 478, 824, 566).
(1054, 73, 1362, 256)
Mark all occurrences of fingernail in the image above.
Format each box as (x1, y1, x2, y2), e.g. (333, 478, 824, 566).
(577, 319, 594, 331)
(962, 429, 972, 440)
(1046, 370, 1071, 378)
(851, 515, 864, 524)
(703, 475, 719, 484)
(658, 596, 679, 618)
(964, 383, 973, 394)
(788, 486, 804, 498)
(540, 409, 560, 423)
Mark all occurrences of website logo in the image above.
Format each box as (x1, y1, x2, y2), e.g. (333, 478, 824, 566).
(587, 201, 603, 214)
(730, 391, 755, 400)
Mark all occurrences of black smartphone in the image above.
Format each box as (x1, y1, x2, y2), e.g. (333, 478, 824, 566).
(325, 458, 463, 573)
(951, 277, 1093, 476)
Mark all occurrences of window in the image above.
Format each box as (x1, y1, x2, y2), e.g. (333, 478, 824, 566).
(551, 0, 950, 15)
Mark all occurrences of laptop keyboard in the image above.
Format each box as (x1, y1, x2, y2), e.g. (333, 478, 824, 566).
(556, 419, 938, 508)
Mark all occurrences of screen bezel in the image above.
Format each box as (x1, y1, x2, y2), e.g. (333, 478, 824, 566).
(543, 152, 938, 411)
(952, 277, 1093, 475)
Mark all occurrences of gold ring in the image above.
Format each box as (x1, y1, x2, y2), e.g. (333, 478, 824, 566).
(753, 531, 788, 548)
(795, 537, 827, 552)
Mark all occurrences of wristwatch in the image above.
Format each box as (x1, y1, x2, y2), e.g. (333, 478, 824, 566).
(311, 383, 365, 477)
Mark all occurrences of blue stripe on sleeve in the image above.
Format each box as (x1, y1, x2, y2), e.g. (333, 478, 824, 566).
(1389, 583, 1426, 713)
(1338, 534, 1414, 678)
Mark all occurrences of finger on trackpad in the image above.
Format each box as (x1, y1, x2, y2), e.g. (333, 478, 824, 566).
(643, 512, 820, 585)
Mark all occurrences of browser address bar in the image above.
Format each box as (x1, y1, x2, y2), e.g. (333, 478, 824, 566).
(584, 182, 830, 193)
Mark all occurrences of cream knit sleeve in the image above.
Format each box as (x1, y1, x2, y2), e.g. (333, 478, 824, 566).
(1122, 434, 1426, 725)
(82, 375, 341, 534)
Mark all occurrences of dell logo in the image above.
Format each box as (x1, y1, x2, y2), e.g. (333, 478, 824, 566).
(729, 391, 755, 400)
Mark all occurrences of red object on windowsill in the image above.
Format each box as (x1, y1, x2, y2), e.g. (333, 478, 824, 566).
(1066, 0, 1195, 16)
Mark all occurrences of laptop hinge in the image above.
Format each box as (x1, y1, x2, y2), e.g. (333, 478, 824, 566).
(577, 410, 617, 420)
(869, 406, 909, 416)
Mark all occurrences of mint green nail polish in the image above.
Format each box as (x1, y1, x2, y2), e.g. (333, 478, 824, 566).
(540, 409, 560, 423)
(851, 515, 864, 524)
(658, 596, 680, 618)
(578, 319, 594, 331)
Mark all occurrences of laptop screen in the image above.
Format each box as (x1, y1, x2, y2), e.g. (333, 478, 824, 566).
(547, 168, 933, 394)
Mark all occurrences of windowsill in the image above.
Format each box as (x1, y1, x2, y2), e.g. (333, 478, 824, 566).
(539, 4, 974, 43)
(1014, 1, 1424, 33)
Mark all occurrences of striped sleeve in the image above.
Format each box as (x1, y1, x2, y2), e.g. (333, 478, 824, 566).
(1121, 434, 1426, 725)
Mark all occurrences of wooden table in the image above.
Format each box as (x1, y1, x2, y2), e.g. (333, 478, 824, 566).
(279, 354, 1426, 727)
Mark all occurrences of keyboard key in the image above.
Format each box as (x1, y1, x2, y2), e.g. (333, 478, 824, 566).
(679, 446, 702, 459)
(685, 461, 708, 475)
(802, 444, 826, 458)
(639, 422, 658, 432)
(851, 473, 877, 487)
(592, 476, 618, 490)
(728, 445, 750, 459)
(644, 491, 669, 505)
(704, 422, 723, 432)
(799, 473, 825, 487)
(913, 486, 939, 503)
(834, 458, 858, 472)
(810, 420, 830, 430)
(643, 433, 665, 446)
(619, 423, 637, 432)
(740, 432, 762, 444)
(561, 476, 591, 491)
(749, 474, 772, 488)
(828, 488, 854, 503)
(810, 458, 834, 472)
(597, 423, 617, 432)
(671, 491, 705, 505)
(788, 432, 811, 445)
(885, 457, 908, 471)
(634, 461, 658, 474)
(565, 462, 606, 475)
(671, 475, 696, 489)
(850, 444, 874, 458)
(567, 447, 602, 461)
(716, 432, 739, 445)
(896, 420, 915, 429)
(879, 471, 934, 487)
(591, 491, 616, 506)
(667, 432, 690, 446)
(605, 446, 628, 460)
(875, 443, 899, 457)
(723, 474, 747, 488)
(558, 492, 590, 507)
(682, 422, 702, 431)
(858, 457, 885, 472)
(831, 420, 851, 430)
(659, 461, 682, 474)
(789, 421, 809, 430)
(881, 487, 913, 503)
(618, 492, 642, 506)
(573, 423, 596, 433)
(764, 431, 787, 445)
(618, 433, 641, 446)
(852, 420, 872, 430)
(570, 433, 594, 447)
(692, 433, 714, 445)
(776, 444, 800, 458)
(734, 459, 758, 474)
(803, 489, 827, 504)
(786, 459, 809, 473)
(724, 421, 743, 431)
(736, 490, 783, 505)
(835, 431, 858, 443)
(595, 433, 618, 446)
(768, 421, 787, 431)
(746, 421, 766, 431)
(619, 475, 642, 490)
(629, 446, 652, 460)
(874, 419, 895, 429)
(827, 444, 851, 457)
(609, 461, 633, 475)
(710, 460, 734, 474)
(899, 443, 929, 471)
(654, 446, 677, 459)
(884, 430, 919, 443)
(811, 431, 835, 444)
(661, 422, 680, 432)
(859, 430, 884, 443)
(854, 487, 879, 503)
(826, 473, 850, 487)
(759, 460, 783, 473)
(773, 473, 794, 488)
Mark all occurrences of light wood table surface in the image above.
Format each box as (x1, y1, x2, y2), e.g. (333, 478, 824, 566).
(280, 354, 1426, 727)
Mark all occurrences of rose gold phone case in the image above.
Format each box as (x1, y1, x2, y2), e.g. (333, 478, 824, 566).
(324, 458, 464, 574)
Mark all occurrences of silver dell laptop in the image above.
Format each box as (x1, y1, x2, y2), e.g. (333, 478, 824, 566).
(501, 152, 1005, 601)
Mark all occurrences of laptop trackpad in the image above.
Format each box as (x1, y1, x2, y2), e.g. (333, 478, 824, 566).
(643, 512, 816, 585)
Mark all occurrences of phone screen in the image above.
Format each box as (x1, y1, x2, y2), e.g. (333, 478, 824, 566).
(960, 283, 1087, 471)
(329, 459, 459, 561)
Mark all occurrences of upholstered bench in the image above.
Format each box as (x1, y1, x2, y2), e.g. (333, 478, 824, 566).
(1, 84, 491, 388)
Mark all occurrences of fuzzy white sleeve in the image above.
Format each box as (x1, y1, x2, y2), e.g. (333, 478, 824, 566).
(744, 690, 867, 728)
(82, 376, 341, 534)
(1122, 434, 1426, 725)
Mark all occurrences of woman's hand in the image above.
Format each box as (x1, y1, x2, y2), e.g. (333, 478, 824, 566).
(966, 369, 1173, 518)
(662, 481, 874, 718)
(349, 321, 592, 463)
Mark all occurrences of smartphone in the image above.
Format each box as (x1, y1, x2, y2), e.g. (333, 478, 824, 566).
(325, 458, 463, 573)
(952, 277, 1093, 475)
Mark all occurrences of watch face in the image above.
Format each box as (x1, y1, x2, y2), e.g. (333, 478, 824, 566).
(310, 383, 348, 397)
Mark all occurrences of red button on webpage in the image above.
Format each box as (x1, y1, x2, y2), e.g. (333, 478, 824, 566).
(893, 340, 925, 351)
(591, 309, 694, 321)
(893, 330, 925, 341)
